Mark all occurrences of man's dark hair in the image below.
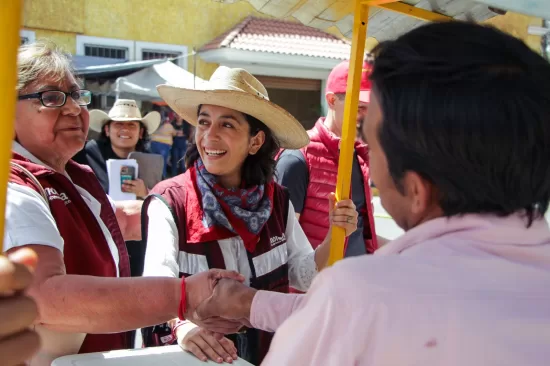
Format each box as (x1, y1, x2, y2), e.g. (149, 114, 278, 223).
(97, 121, 151, 152)
(370, 21, 550, 224)
(185, 106, 280, 187)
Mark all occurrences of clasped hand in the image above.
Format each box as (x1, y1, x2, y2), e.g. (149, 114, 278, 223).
(183, 271, 257, 363)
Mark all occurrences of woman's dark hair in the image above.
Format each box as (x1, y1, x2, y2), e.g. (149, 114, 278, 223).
(97, 121, 151, 152)
(185, 105, 280, 187)
(370, 21, 550, 225)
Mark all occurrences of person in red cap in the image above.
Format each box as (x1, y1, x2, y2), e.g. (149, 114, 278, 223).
(276, 60, 383, 265)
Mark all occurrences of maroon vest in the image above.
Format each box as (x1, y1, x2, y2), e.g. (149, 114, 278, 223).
(10, 153, 131, 353)
(145, 172, 289, 364)
(299, 118, 378, 253)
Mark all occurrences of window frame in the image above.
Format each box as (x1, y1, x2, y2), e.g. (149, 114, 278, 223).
(135, 41, 188, 68)
(76, 35, 134, 61)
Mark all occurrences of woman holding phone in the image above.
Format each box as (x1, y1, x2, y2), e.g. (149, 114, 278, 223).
(73, 99, 160, 199)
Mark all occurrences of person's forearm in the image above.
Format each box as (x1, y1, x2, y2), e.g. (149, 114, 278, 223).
(314, 236, 331, 271)
(250, 291, 305, 332)
(31, 275, 180, 333)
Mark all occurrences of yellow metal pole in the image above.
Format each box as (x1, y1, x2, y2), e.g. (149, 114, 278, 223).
(376, 2, 452, 22)
(360, 0, 398, 4)
(327, 0, 369, 266)
(0, 0, 22, 253)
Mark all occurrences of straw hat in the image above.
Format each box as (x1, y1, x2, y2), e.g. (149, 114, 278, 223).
(89, 99, 161, 133)
(157, 66, 309, 149)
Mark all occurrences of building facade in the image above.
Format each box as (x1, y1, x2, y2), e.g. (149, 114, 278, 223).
(20, 0, 544, 121)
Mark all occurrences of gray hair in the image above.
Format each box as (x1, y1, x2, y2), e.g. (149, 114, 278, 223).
(17, 40, 75, 93)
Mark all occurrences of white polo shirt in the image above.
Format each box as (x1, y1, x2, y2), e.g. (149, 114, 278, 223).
(5, 142, 120, 275)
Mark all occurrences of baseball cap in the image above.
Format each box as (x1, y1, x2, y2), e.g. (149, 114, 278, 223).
(326, 60, 373, 103)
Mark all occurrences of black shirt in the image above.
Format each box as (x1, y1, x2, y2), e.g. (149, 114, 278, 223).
(275, 149, 367, 257)
(72, 140, 120, 193)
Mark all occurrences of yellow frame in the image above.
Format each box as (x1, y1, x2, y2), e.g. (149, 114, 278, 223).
(327, 0, 370, 266)
(377, 2, 452, 22)
(328, 0, 450, 265)
(0, 0, 22, 253)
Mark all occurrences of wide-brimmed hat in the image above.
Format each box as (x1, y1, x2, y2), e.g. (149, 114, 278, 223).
(89, 99, 161, 133)
(157, 66, 309, 149)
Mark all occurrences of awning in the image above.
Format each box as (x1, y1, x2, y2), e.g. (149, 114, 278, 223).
(71, 55, 125, 70)
(74, 58, 168, 77)
(215, 0, 549, 41)
(112, 61, 206, 101)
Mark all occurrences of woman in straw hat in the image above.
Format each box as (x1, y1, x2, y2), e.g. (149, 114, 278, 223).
(6, 40, 244, 366)
(142, 66, 359, 364)
(73, 99, 160, 199)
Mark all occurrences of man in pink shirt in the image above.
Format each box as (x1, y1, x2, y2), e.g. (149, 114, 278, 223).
(196, 21, 550, 365)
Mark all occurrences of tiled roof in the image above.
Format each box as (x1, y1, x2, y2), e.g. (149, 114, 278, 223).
(200, 16, 351, 60)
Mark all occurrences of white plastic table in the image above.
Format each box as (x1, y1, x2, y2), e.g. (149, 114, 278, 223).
(52, 346, 253, 366)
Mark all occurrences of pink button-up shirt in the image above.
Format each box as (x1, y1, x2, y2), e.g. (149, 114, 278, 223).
(250, 214, 550, 365)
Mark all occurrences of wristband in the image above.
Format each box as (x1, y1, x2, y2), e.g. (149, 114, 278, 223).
(178, 277, 186, 320)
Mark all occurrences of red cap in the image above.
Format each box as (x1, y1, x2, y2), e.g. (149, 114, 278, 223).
(326, 60, 372, 103)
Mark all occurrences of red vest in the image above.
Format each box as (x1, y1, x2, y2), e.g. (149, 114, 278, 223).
(9, 153, 131, 353)
(299, 118, 378, 253)
(145, 171, 290, 364)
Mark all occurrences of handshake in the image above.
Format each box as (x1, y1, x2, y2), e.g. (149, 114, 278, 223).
(184, 269, 258, 334)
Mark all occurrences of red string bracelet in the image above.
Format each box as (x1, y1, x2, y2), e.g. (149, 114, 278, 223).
(178, 277, 186, 320)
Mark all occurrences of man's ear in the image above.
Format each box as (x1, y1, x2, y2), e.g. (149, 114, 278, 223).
(326, 92, 338, 109)
(402, 171, 433, 216)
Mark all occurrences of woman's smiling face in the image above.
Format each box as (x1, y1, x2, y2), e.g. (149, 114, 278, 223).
(195, 104, 264, 188)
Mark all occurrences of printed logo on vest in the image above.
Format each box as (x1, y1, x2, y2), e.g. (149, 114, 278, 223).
(269, 234, 286, 247)
(45, 187, 71, 205)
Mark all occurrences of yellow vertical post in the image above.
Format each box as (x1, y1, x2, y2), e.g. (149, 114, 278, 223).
(327, 0, 369, 266)
(0, 0, 22, 252)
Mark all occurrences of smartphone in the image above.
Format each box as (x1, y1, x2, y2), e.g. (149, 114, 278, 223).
(120, 165, 136, 187)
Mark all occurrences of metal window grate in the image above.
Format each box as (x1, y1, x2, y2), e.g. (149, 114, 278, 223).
(142, 50, 181, 61)
(84, 45, 128, 60)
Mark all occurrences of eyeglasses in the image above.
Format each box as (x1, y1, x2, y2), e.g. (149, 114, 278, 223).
(18, 89, 92, 107)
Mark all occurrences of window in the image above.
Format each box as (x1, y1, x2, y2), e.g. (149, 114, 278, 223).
(76, 37, 188, 67)
(84, 45, 128, 60)
(76, 36, 134, 61)
(136, 41, 187, 68)
(142, 49, 181, 61)
(20, 30, 36, 45)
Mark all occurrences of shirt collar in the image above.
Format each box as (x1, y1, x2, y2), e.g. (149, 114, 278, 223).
(376, 213, 550, 256)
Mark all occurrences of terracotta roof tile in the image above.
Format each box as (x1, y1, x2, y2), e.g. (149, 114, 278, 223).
(200, 16, 351, 59)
